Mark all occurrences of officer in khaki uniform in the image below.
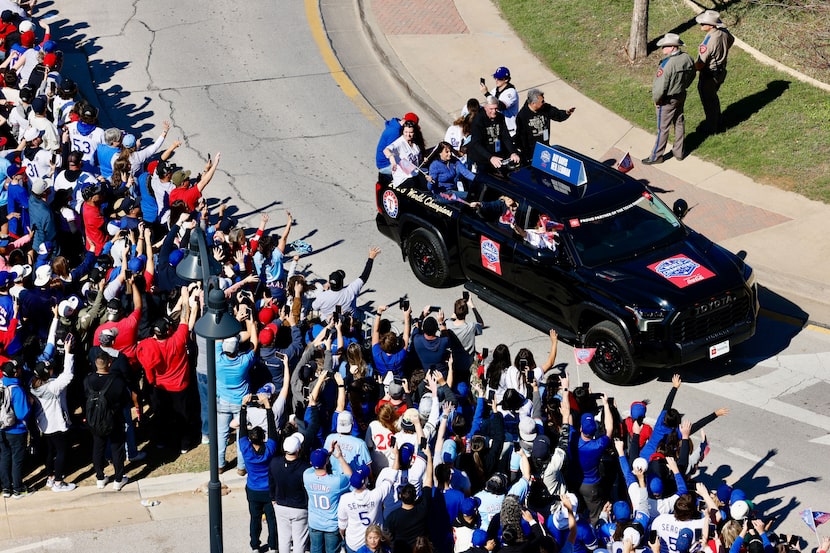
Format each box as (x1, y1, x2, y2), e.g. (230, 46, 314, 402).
(642, 33, 696, 165)
(695, 10, 735, 134)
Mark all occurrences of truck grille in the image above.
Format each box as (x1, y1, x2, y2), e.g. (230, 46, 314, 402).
(670, 290, 751, 343)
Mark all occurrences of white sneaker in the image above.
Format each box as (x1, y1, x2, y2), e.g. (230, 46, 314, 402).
(96, 476, 110, 489)
(52, 482, 77, 492)
(113, 476, 129, 491)
(201, 435, 210, 445)
(45, 476, 55, 489)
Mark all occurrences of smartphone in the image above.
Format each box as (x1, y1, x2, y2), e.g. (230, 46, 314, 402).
(420, 437, 427, 450)
(482, 347, 489, 359)
(207, 153, 211, 163)
(694, 529, 702, 542)
(389, 435, 396, 447)
(487, 389, 496, 402)
(512, 442, 520, 452)
(400, 297, 410, 311)
(428, 305, 441, 313)
(607, 397, 615, 407)
(788, 536, 799, 547)
(333, 304, 340, 324)
(480, 77, 486, 86)
(649, 530, 657, 543)
(519, 359, 528, 371)
(582, 381, 590, 391)
(463, 291, 470, 301)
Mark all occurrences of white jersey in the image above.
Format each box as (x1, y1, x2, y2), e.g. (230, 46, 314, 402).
(28, 115, 60, 152)
(652, 513, 706, 553)
(67, 122, 106, 162)
(377, 456, 427, 513)
(337, 479, 392, 551)
(445, 125, 464, 150)
(492, 85, 519, 135)
(365, 420, 395, 470)
(22, 148, 52, 183)
(152, 174, 175, 224)
(386, 135, 422, 187)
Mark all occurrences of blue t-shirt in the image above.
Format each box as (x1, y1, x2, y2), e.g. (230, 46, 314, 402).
(304, 468, 350, 532)
(371, 343, 406, 378)
(239, 437, 277, 491)
(215, 344, 254, 405)
(577, 435, 610, 484)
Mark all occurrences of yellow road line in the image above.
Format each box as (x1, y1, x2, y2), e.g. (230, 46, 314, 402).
(304, 0, 378, 122)
(807, 323, 830, 334)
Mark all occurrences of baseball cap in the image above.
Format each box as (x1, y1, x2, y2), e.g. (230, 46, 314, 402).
(171, 169, 191, 186)
(623, 527, 642, 546)
(31, 178, 50, 195)
(328, 269, 345, 291)
(519, 417, 537, 442)
(613, 500, 632, 522)
(349, 470, 368, 489)
(630, 401, 647, 420)
(23, 127, 44, 142)
(441, 439, 457, 463)
(127, 256, 145, 273)
(471, 530, 488, 548)
(399, 443, 415, 466)
(493, 66, 511, 79)
(730, 500, 750, 520)
(581, 412, 598, 436)
(675, 528, 694, 552)
(388, 382, 404, 401)
(402, 112, 419, 124)
(122, 134, 137, 148)
(461, 496, 481, 516)
(336, 411, 353, 433)
(258, 327, 275, 347)
(310, 448, 329, 469)
(222, 336, 239, 355)
(632, 457, 648, 472)
(58, 296, 80, 318)
(6, 164, 25, 178)
(282, 432, 304, 455)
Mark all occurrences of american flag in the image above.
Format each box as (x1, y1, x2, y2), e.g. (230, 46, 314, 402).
(617, 152, 634, 173)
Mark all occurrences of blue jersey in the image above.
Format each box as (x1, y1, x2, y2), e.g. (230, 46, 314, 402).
(324, 432, 372, 475)
(304, 468, 350, 532)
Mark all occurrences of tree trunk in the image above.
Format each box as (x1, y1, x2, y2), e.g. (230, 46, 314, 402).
(628, 0, 649, 61)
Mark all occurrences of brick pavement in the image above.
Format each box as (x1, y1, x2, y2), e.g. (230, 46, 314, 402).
(373, 0, 468, 35)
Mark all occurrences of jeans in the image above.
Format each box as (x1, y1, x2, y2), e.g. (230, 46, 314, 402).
(310, 528, 343, 553)
(123, 406, 139, 458)
(0, 431, 27, 492)
(196, 372, 209, 437)
(44, 431, 69, 481)
(246, 486, 277, 551)
(217, 399, 243, 471)
(275, 504, 309, 553)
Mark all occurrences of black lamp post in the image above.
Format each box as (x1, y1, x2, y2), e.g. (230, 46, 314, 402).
(176, 227, 241, 553)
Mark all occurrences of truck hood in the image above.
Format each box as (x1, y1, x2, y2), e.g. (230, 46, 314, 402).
(588, 234, 748, 310)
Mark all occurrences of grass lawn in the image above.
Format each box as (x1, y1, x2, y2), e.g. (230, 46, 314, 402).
(497, 0, 830, 202)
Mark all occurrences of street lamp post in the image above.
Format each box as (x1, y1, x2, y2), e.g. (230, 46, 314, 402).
(176, 227, 241, 553)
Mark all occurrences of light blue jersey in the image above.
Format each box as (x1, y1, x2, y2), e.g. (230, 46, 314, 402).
(324, 433, 372, 475)
(304, 468, 351, 532)
(475, 479, 529, 529)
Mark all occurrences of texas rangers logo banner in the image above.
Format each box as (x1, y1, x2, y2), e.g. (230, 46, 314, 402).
(480, 236, 502, 275)
(574, 348, 596, 365)
(648, 255, 715, 288)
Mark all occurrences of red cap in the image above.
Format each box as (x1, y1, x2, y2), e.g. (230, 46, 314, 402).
(43, 53, 58, 67)
(20, 30, 34, 48)
(403, 112, 419, 124)
(258, 327, 275, 347)
(258, 305, 276, 325)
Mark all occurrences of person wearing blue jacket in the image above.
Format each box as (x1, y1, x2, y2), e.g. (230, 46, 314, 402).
(239, 392, 278, 553)
(427, 141, 475, 197)
(0, 359, 30, 498)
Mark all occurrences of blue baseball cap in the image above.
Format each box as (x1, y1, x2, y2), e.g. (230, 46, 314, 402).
(310, 448, 329, 469)
(493, 66, 510, 80)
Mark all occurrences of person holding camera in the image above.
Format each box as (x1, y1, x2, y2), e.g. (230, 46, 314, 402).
(239, 391, 278, 553)
(215, 302, 258, 476)
(573, 392, 613, 524)
(412, 305, 452, 376)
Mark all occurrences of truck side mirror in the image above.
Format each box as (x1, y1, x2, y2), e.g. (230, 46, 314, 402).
(673, 199, 689, 220)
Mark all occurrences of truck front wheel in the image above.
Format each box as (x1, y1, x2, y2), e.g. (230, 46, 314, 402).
(584, 321, 638, 385)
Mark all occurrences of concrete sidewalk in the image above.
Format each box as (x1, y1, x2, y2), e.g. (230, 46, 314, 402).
(0, 470, 249, 543)
(338, 0, 830, 325)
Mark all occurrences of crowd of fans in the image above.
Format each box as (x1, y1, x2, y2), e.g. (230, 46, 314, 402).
(0, 7, 823, 553)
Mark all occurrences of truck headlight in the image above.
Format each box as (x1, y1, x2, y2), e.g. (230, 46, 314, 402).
(626, 306, 668, 332)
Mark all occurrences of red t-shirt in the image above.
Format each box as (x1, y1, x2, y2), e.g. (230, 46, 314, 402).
(82, 202, 107, 255)
(93, 309, 140, 361)
(169, 185, 201, 211)
(136, 323, 190, 392)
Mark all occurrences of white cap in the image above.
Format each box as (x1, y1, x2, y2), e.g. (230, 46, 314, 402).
(283, 432, 305, 454)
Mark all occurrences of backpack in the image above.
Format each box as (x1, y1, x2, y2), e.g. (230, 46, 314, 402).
(0, 382, 18, 429)
(86, 378, 115, 436)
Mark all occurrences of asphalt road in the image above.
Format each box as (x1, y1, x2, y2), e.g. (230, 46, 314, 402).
(4, 0, 826, 550)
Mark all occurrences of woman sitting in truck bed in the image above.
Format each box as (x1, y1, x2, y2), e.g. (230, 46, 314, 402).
(427, 141, 476, 198)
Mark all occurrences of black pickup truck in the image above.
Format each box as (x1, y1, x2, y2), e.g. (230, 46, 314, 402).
(375, 145, 758, 384)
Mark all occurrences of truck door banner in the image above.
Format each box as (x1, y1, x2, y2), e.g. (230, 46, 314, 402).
(648, 255, 715, 288)
(574, 348, 597, 365)
(480, 236, 502, 275)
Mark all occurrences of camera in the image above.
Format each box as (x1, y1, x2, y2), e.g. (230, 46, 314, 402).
(400, 296, 410, 311)
(248, 397, 263, 408)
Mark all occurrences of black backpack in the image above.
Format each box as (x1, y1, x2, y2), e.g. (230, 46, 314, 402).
(86, 378, 115, 436)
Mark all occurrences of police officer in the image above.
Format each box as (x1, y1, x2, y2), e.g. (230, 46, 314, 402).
(695, 10, 734, 134)
(642, 33, 696, 165)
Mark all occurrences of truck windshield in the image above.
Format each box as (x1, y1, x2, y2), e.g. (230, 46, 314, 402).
(568, 193, 684, 267)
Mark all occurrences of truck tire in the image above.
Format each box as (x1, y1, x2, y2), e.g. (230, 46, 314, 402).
(406, 229, 450, 287)
(584, 321, 638, 385)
